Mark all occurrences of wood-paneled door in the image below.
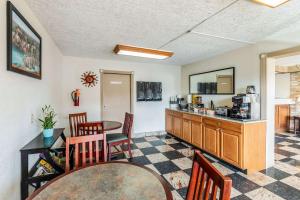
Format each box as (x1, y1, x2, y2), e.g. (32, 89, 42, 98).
(173, 116, 182, 139)
(203, 123, 220, 157)
(165, 113, 173, 134)
(220, 129, 242, 167)
(182, 119, 192, 143)
(275, 104, 290, 133)
(191, 121, 202, 148)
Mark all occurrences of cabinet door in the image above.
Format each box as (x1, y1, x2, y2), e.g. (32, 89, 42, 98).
(182, 119, 192, 143)
(191, 121, 202, 148)
(203, 124, 220, 157)
(275, 105, 290, 133)
(173, 116, 182, 138)
(220, 129, 242, 167)
(275, 106, 279, 131)
(278, 105, 290, 132)
(165, 114, 173, 133)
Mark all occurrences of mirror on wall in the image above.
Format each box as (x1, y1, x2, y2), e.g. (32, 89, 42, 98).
(189, 67, 235, 95)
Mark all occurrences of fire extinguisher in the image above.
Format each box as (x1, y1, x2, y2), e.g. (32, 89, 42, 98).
(71, 89, 80, 106)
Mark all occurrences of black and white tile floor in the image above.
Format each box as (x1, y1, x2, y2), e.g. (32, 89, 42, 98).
(112, 132, 300, 200)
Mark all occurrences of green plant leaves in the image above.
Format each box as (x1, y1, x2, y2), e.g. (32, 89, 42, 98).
(38, 105, 57, 129)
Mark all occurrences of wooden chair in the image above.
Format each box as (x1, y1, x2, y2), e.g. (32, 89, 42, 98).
(107, 112, 134, 160)
(186, 150, 232, 200)
(69, 112, 87, 137)
(65, 134, 107, 172)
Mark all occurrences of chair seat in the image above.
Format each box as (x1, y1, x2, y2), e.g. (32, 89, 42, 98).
(107, 133, 128, 143)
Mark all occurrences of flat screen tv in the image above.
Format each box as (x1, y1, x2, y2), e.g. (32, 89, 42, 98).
(137, 81, 162, 101)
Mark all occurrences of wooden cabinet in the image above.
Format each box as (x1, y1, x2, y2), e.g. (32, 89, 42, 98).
(173, 116, 182, 138)
(182, 119, 192, 142)
(275, 104, 290, 133)
(165, 112, 173, 133)
(191, 121, 202, 148)
(203, 123, 220, 157)
(220, 129, 242, 167)
(165, 109, 266, 172)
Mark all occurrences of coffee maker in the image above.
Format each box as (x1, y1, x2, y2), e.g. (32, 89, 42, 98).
(230, 93, 260, 120)
(231, 94, 250, 119)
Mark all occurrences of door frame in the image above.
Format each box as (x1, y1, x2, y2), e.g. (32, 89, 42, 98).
(100, 69, 134, 119)
(260, 45, 300, 167)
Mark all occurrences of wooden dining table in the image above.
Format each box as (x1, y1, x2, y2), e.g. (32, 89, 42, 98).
(28, 161, 173, 200)
(85, 121, 123, 131)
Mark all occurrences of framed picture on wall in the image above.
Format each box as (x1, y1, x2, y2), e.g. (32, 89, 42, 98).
(136, 81, 162, 101)
(7, 1, 42, 79)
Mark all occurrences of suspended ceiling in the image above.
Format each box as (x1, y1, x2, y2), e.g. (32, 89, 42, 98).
(25, 0, 300, 65)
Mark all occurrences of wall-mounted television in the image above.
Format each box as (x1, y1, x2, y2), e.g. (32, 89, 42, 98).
(137, 81, 162, 101)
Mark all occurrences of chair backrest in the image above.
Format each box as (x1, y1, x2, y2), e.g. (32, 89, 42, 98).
(76, 122, 104, 136)
(186, 150, 232, 200)
(69, 112, 87, 137)
(65, 134, 106, 172)
(122, 112, 134, 138)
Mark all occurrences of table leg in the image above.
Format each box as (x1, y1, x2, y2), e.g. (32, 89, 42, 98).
(20, 151, 28, 200)
(294, 118, 297, 134)
(295, 119, 300, 135)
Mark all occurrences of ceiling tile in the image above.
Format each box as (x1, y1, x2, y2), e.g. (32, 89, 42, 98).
(193, 0, 300, 43)
(163, 32, 247, 65)
(25, 0, 235, 63)
(24, 0, 300, 65)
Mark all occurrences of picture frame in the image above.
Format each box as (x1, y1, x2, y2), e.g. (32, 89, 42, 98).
(136, 81, 162, 101)
(7, 1, 42, 79)
(189, 67, 235, 95)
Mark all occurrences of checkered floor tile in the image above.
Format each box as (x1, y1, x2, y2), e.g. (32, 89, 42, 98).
(112, 133, 300, 200)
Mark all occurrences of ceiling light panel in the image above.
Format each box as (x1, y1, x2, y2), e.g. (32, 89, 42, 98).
(253, 0, 289, 8)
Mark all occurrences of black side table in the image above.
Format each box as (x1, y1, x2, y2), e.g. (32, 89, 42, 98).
(20, 128, 66, 200)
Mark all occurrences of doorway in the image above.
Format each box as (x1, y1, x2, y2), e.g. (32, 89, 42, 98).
(261, 46, 300, 168)
(100, 70, 134, 132)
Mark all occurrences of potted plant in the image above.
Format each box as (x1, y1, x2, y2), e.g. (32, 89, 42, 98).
(39, 105, 57, 138)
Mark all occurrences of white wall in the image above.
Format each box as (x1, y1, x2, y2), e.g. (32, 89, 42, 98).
(275, 73, 291, 99)
(60, 56, 181, 136)
(0, 0, 63, 199)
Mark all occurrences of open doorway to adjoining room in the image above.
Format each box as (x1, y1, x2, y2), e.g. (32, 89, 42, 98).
(261, 46, 300, 169)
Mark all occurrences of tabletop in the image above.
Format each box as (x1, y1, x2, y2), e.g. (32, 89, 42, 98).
(102, 121, 122, 131)
(29, 162, 173, 200)
(79, 121, 122, 131)
(20, 128, 65, 151)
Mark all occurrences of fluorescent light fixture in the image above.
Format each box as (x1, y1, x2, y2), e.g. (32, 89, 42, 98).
(253, 0, 289, 7)
(113, 44, 173, 59)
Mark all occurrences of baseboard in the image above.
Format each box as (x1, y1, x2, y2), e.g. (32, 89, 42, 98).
(133, 130, 166, 138)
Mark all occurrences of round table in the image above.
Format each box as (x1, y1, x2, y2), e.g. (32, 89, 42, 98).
(101, 121, 122, 131)
(78, 121, 122, 132)
(29, 162, 173, 200)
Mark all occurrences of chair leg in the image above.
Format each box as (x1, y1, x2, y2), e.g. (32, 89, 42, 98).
(127, 140, 132, 158)
(108, 144, 112, 161)
(103, 141, 107, 162)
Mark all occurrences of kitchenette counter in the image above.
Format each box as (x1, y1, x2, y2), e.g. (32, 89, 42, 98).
(166, 108, 266, 124)
(165, 108, 266, 173)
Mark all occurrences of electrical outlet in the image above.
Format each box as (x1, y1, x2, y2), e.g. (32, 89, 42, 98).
(31, 113, 35, 124)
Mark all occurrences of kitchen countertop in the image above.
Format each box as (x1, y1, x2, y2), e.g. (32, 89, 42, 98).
(166, 108, 266, 124)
